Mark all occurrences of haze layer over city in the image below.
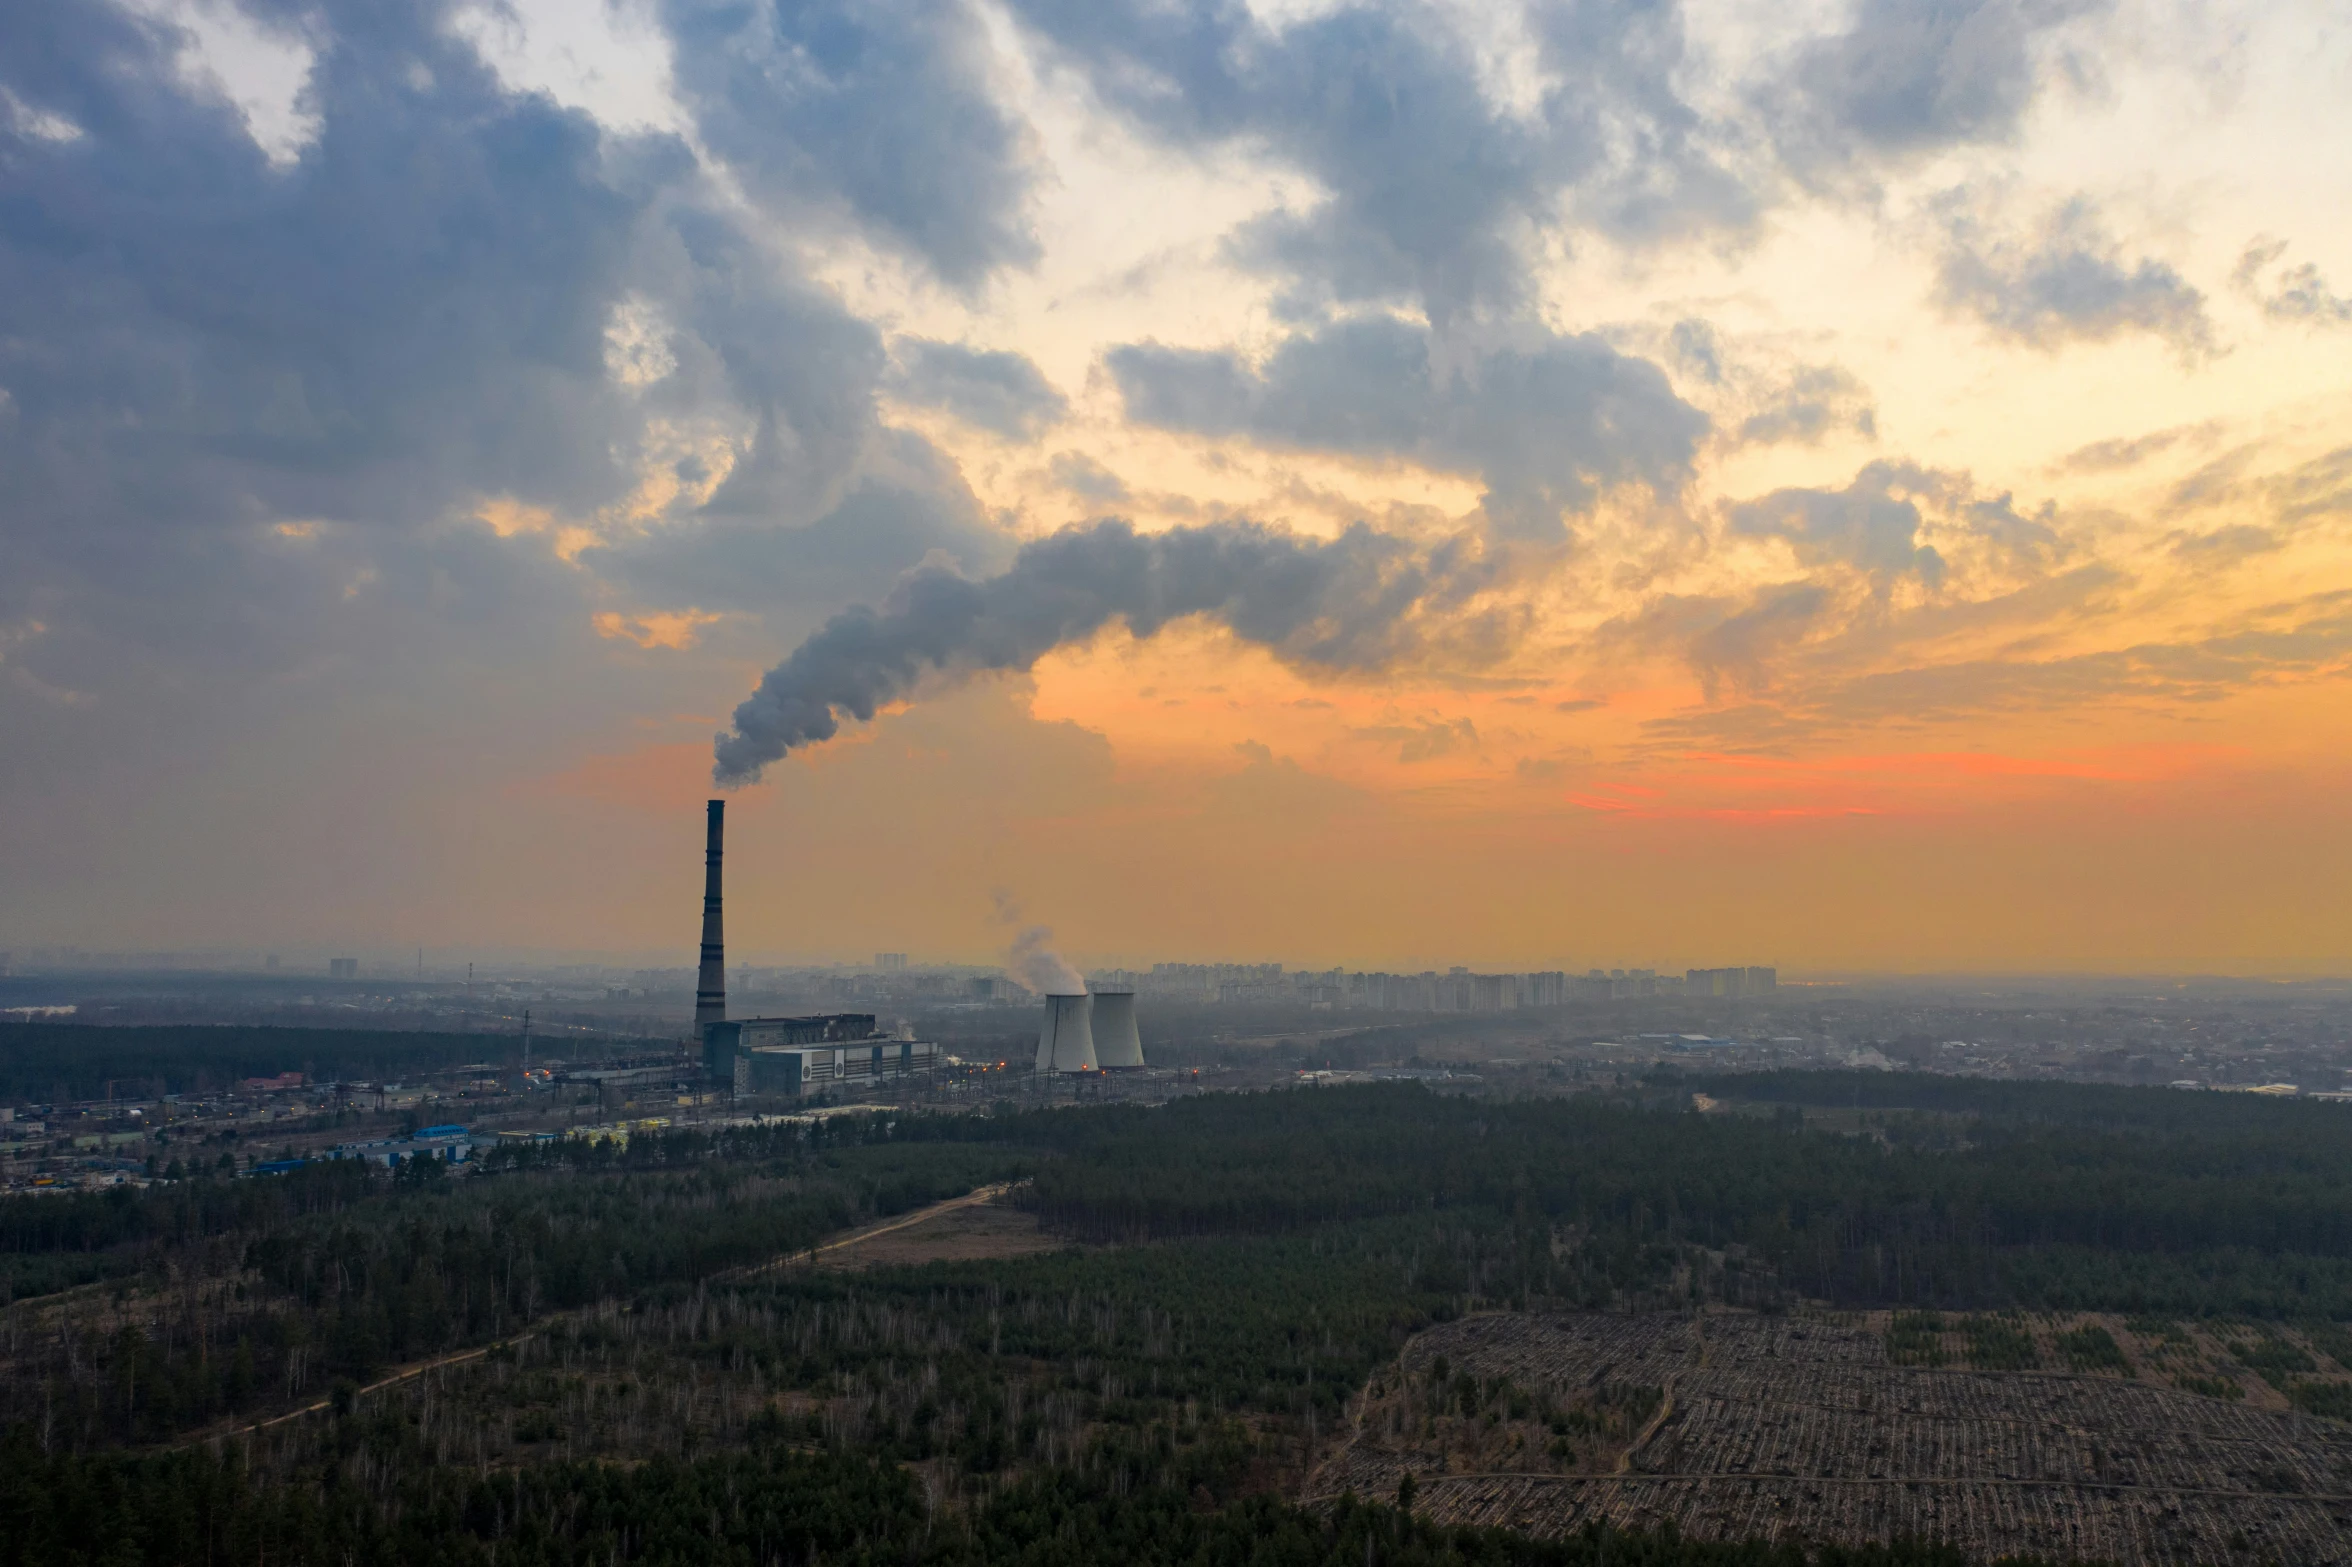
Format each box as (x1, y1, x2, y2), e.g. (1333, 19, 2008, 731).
(1, 0, 2349, 1563)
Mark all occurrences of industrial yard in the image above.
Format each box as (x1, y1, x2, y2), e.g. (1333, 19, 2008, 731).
(1310, 1309, 2352, 1563)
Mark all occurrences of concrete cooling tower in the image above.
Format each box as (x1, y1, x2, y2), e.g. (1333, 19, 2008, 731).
(1034, 992, 1096, 1074)
(1089, 990, 1144, 1069)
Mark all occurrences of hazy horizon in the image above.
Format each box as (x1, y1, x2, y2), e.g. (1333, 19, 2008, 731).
(6, 951, 2350, 990)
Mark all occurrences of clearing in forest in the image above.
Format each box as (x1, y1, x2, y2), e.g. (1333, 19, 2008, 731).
(802, 1184, 1064, 1271)
(1309, 1309, 2352, 1566)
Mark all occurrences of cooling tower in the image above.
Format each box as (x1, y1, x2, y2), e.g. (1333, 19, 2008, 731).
(693, 799, 726, 1032)
(1089, 990, 1144, 1069)
(1033, 992, 1096, 1074)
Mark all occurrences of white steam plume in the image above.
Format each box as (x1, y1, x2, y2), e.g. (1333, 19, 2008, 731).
(1008, 923, 1085, 996)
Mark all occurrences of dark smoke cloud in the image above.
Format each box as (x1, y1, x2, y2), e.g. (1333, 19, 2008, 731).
(714, 518, 1501, 783)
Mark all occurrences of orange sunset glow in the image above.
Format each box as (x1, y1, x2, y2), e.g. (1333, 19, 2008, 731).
(2, 0, 2347, 974)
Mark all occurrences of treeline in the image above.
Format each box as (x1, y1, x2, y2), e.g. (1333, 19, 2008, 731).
(0, 1423, 2059, 1567)
(6, 1137, 1031, 1447)
(0, 1158, 382, 1259)
(1013, 1085, 2352, 1253)
(1680, 1068, 2352, 1135)
(0, 1023, 548, 1099)
(0, 1117, 1000, 1296)
(1001, 1084, 2352, 1315)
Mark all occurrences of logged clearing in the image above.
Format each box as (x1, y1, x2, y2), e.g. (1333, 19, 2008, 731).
(1310, 1310, 2352, 1565)
(804, 1186, 1062, 1271)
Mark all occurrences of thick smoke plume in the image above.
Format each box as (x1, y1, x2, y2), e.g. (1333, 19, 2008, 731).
(714, 518, 1503, 783)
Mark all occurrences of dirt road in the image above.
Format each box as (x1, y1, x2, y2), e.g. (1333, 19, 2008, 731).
(182, 1181, 1021, 1448)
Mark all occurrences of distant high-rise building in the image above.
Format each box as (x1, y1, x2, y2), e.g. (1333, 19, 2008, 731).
(1688, 966, 1776, 998)
(876, 952, 908, 972)
(329, 957, 358, 979)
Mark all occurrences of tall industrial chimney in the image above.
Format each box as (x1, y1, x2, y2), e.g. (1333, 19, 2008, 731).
(694, 799, 726, 1034)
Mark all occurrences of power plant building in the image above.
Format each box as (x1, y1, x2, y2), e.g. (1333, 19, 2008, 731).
(684, 804, 935, 1099)
(703, 1013, 940, 1097)
(737, 1036, 940, 1097)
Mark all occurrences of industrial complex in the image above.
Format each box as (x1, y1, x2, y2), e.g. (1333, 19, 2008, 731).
(688, 802, 1141, 1099)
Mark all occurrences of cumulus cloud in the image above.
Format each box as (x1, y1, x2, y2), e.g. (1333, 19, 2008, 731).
(583, 456, 1012, 620)
(1933, 194, 2216, 358)
(1596, 584, 1834, 701)
(0, 1, 650, 641)
(0, 0, 1034, 888)
(2233, 239, 2352, 328)
(1107, 315, 1707, 539)
(657, 0, 1038, 287)
(0, 0, 1015, 616)
(1772, 0, 2103, 178)
(1592, 462, 2083, 705)
(1006, 0, 1749, 323)
(1668, 321, 1879, 449)
(890, 339, 1067, 438)
(1049, 452, 1130, 503)
(1729, 461, 2068, 591)
(1735, 365, 1880, 447)
(1727, 463, 1950, 584)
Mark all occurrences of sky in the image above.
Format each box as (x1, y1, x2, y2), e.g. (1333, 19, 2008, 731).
(1, 0, 2348, 975)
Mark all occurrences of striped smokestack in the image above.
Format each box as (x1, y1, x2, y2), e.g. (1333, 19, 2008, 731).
(694, 799, 726, 1032)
